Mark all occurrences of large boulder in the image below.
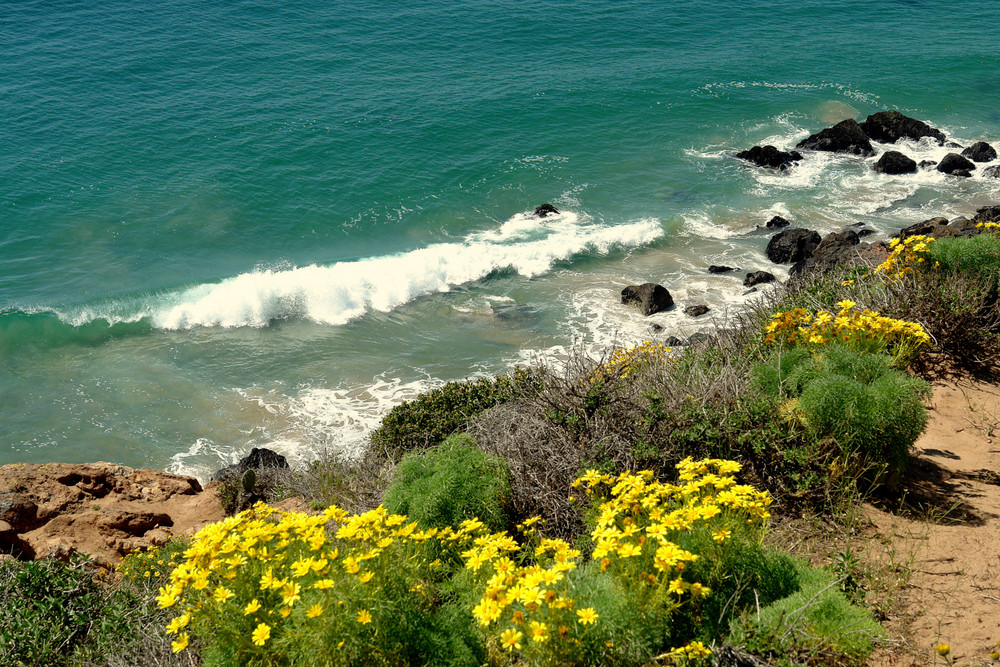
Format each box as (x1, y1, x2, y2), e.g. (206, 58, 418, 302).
(936, 153, 975, 177)
(873, 150, 917, 174)
(735, 145, 803, 170)
(859, 111, 946, 145)
(212, 447, 289, 484)
(0, 462, 224, 564)
(789, 229, 862, 276)
(961, 142, 998, 163)
(796, 119, 875, 157)
(766, 228, 822, 264)
(621, 283, 673, 316)
(532, 203, 560, 218)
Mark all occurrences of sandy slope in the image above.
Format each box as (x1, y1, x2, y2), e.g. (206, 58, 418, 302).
(870, 381, 1000, 666)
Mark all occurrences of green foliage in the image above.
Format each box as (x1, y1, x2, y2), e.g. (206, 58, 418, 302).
(755, 344, 930, 479)
(370, 368, 540, 460)
(0, 555, 143, 666)
(383, 434, 512, 532)
(672, 530, 801, 644)
(931, 233, 1000, 278)
(728, 564, 885, 663)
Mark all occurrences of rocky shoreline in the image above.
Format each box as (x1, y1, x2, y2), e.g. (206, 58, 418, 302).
(3, 112, 997, 567)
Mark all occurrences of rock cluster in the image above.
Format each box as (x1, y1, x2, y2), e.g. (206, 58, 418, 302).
(0, 462, 225, 565)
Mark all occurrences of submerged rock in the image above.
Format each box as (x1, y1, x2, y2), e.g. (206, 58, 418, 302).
(532, 203, 560, 218)
(766, 215, 791, 229)
(766, 228, 822, 264)
(684, 305, 710, 317)
(983, 165, 1000, 179)
(708, 265, 736, 274)
(735, 145, 803, 170)
(621, 283, 673, 316)
(961, 142, 998, 163)
(873, 150, 917, 174)
(859, 111, 946, 145)
(796, 119, 875, 157)
(743, 271, 775, 287)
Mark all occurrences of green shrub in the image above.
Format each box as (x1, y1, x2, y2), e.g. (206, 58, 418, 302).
(930, 233, 1000, 278)
(755, 344, 930, 480)
(369, 368, 540, 460)
(728, 563, 885, 663)
(0, 555, 144, 666)
(383, 434, 512, 532)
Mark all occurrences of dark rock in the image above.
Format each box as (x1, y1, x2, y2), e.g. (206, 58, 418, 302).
(983, 165, 1000, 179)
(946, 141, 964, 149)
(918, 160, 938, 170)
(687, 332, 713, 346)
(664, 336, 685, 347)
(532, 203, 560, 218)
(873, 150, 917, 174)
(649, 323, 664, 333)
(961, 142, 998, 163)
(846, 222, 876, 238)
(743, 271, 775, 287)
(856, 228, 875, 238)
(898, 217, 949, 240)
(790, 229, 861, 276)
(766, 215, 790, 229)
(796, 119, 875, 157)
(621, 283, 673, 316)
(684, 305, 710, 317)
(708, 265, 735, 274)
(735, 145, 803, 170)
(948, 217, 980, 237)
(937, 153, 975, 177)
(859, 111, 946, 145)
(766, 228, 822, 264)
(974, 206, 1000, 225)
(212, 447, 289, 483)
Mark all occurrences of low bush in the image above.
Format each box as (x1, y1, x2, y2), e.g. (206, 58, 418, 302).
(368, 368, 541, 461)
(756, 344, 931, 481)
(383, 433, 512, 532)
(0, 554, 169, 667)
(728, 563, 885, 664)
(930, 233, 1000, 278)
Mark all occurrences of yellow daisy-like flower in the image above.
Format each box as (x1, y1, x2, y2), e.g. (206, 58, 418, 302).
(357, 609, 373, 624)
(243, 599, 261, 616)
(358, 571, 374, 583)
(213, 586, 235, 603)
(306, 604, 324, 618)
(712, 529, 731, 543)
(171, 632, 189, 653)
(166, 612, 190, 635)
(576, 607, 599, 625)
(251, 623, 270, 647)
(500, 627, 523, 650)
(281, 582, 301, 606)
(529, 621, 548, 643)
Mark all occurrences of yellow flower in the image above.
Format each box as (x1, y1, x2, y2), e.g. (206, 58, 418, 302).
(166, 612, 190, 634)
(357, 609, 373, 624)
(935, 644, 950, 657)
(213, 586, 235, 603)
(281, 582, 301, 607)
(243, 599, 261, 615)
(306, 604, 323, 618)
(500, 628, 522, 650)
(712, 529, 731, 543)
(171, 632, 189, 653)
(576, 607, 599, 625)
(529, 621, 548, 643)
(251, 623, 271, 647)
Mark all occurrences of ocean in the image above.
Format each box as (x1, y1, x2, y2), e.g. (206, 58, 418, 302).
(3, 0, 999, 480)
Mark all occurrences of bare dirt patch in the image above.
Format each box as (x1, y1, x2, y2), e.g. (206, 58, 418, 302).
(869, 381, 1000, 666)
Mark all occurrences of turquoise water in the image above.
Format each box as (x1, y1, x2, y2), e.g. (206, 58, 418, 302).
(3, 0, 999, 478)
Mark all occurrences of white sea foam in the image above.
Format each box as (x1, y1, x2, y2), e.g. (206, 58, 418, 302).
(168, 376, 445, 482)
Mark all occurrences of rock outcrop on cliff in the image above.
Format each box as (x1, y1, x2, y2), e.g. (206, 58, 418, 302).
(0, 462, 225, 565)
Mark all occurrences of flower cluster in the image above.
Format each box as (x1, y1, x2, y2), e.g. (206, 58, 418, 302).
(153, 503, 474, 662)
(764, 300, 930, 363)
(874, 234, 935, 278)
(587, 340, 672, 387)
